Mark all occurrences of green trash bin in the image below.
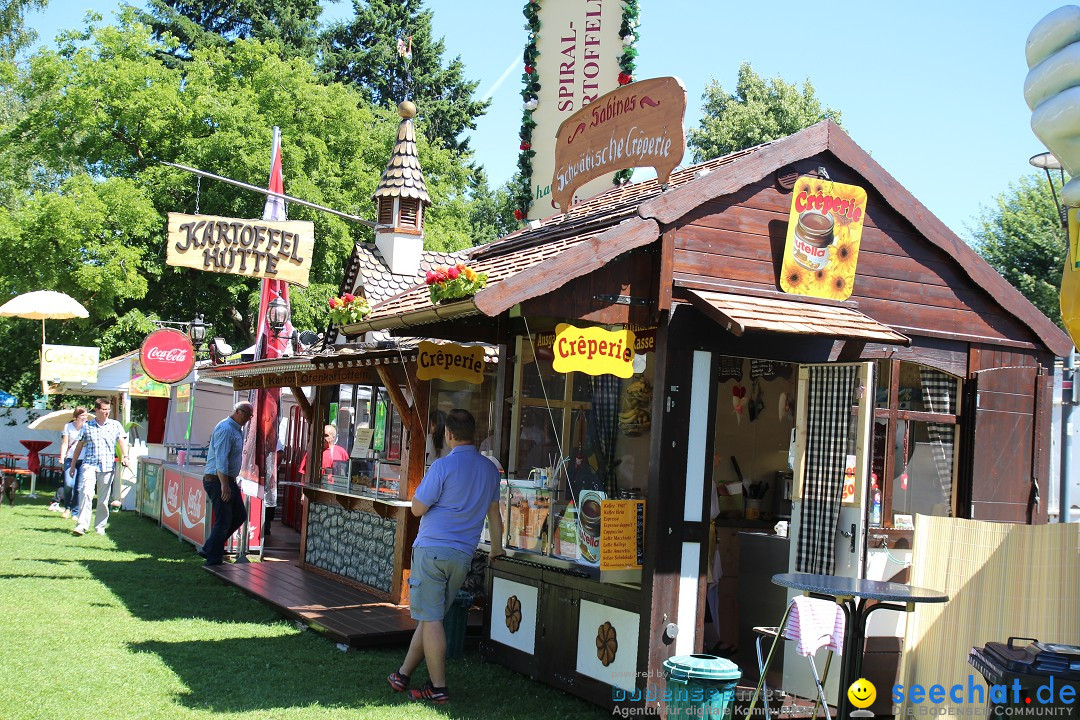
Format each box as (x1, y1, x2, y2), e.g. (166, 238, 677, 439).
(662, 654, 741, 720)
(443, 590, 473, 660)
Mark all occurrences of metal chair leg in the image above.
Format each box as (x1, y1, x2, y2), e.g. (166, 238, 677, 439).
(806, 653, 832, 720)
(756, 633, 773, 720)
(748, 604, 793, 720)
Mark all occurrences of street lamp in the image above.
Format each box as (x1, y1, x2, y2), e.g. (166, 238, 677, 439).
(188, 313, 206, 352)
(1030, 151, 1075, 523)
(266, 297, 290, 337)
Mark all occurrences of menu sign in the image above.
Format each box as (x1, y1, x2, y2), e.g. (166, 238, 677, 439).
(166, 212, 315, 287)
(416, 341, 485, 384)
(780, 177, 867, 301)
(40, 344, 99, 384)
(600, 499, 646, 571)
(551, 324, 636, 378)
(552, 77, 686, 213)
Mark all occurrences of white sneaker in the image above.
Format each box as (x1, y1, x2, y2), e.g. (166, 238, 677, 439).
(95, 528, 106, 535)
(48, 502, 60, 512)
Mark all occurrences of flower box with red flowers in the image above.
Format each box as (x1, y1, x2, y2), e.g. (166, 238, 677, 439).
(328, 293, 371, 325)
(425, 263, 487, 304)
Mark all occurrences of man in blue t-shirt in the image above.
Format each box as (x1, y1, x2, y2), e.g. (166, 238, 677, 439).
(387, 409, 503, 705)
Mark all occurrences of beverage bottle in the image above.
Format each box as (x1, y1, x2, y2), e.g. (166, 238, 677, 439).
(869, 474, 882, 527)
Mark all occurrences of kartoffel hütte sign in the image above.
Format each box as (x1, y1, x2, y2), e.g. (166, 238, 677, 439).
(166, 212, 315, 287)
(552, 76, 686, 213)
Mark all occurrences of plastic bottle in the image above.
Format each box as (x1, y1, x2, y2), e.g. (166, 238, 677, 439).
(869, 473, 882, 527)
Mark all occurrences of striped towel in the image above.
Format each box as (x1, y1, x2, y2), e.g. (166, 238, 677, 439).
(784, 595, 845, 657)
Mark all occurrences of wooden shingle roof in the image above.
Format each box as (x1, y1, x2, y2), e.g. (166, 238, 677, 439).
(372, 114, 430, 204)
(342, 121, 1070, 357)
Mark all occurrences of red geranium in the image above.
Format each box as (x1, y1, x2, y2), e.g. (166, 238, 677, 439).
(520, 141, 531, 151)
(524, 64, 534, 74)
(513, 209, 524, 221)
(618, 72, 633, 85)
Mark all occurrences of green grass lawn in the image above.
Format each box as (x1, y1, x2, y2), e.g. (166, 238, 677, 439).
(0, 492, 611, 720)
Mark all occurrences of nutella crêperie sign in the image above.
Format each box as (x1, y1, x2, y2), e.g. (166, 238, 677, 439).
(140, 328, 195, 384)
(780, 176, 867, 301)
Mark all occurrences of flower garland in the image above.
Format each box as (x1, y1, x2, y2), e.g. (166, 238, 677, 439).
(514, 0, 639, 222)
(425, 263, 488, 304)
(328, 293, 371, 326)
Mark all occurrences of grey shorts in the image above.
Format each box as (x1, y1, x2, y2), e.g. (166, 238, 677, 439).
(409, 546, 472, 622)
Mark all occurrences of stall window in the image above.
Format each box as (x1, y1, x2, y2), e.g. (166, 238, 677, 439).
(428, 374, 498, 464)
(510, 333, 653, 497)
(872, 361, 961, 525)
(503, 331, 655, 562)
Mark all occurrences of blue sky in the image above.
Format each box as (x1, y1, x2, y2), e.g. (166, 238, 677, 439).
(26, 0, 1070, 239)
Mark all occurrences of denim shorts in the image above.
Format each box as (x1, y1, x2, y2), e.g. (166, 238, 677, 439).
(408, 546, 472, 622)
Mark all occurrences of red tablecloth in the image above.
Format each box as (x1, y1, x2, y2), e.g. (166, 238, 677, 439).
(20, 440, 52, 475)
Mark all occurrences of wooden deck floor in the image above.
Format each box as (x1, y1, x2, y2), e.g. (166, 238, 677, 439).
(205, 560, 417, 647)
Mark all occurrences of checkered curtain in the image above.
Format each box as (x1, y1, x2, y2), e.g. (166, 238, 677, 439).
(590, 375, 622, 497)
(796, 365, 858, 575)
(919, 368, 957, 516)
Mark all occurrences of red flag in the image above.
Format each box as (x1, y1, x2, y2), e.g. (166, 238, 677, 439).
(241, 129, 292, 511)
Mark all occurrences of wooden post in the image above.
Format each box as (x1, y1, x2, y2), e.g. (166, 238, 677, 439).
(376, 362, 429, 605)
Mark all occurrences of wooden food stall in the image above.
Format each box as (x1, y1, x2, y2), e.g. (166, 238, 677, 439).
(341, 120, 1069, 710)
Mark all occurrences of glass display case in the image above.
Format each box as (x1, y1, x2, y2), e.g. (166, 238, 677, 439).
(316, 455, 401, 500)
(496, 478, 639, 571)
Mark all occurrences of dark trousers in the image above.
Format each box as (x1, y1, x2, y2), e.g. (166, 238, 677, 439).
(202, 475, 247, 563)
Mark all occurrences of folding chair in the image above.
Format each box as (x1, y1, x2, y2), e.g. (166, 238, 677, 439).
(748, 595, 844, 720)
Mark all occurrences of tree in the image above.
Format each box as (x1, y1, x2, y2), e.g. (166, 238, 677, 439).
(133, 0, 323, 64)
(688, 62, 842, 162)
(970, 174, 1067, 328)
(320, 0, 488, 153)
(0, 0, 46, 61)
(0, 10, 486, 399)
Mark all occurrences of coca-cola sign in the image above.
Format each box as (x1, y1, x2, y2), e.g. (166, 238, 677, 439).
(140, 328, 195, 384)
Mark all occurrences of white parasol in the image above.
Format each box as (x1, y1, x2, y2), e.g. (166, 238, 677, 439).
(0, 290, 89, 344)
(27, 408, 78, 432)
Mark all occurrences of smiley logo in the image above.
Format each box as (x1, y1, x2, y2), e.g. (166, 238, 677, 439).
(847, 678, 876, 709)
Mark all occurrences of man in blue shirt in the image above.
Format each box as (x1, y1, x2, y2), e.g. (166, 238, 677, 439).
(200, 401, 253, 566)
(387, 409, 503, 704)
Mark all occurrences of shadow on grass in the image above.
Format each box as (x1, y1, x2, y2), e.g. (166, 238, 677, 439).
(80, 555, 282, 624)
(130, 636, 609, 719)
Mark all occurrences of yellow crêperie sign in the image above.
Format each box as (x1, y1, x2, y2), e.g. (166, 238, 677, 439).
(551, 324, 636, 378)
(780, 177, 868, 301)
(40, 344, 99, 384)
(416, 342, 485, 385)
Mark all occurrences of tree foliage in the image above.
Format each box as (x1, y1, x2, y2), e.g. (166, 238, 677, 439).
(133, 0, 323, 64)
(688, 62, 842, 162)
(0, 0, 46, 62)
(320, 0, 489, 153)
(970, 174, 1067, 328)
(0, 10, 490, 401)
